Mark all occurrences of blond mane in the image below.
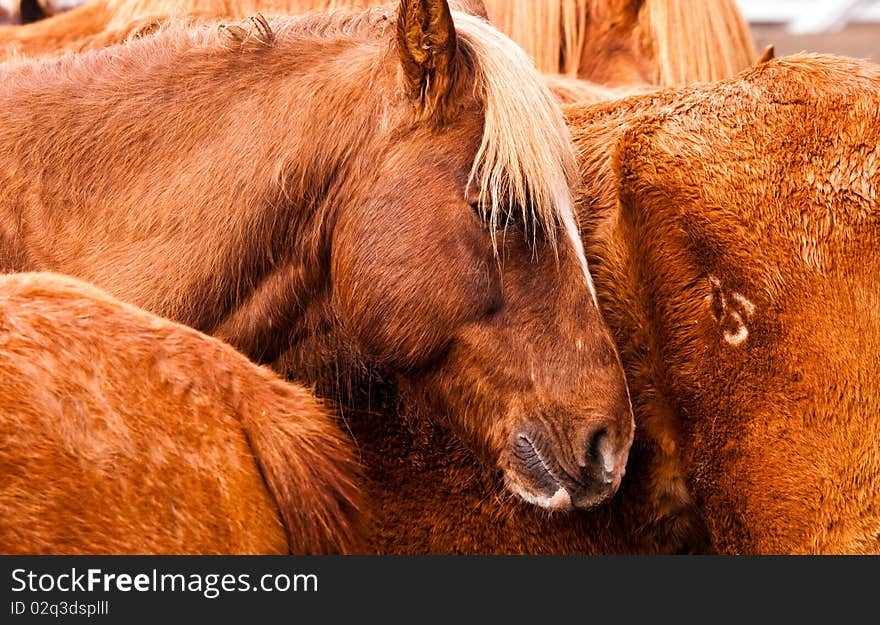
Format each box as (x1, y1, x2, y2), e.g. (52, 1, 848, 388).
(218, 8, 580, 249)
(453, 11, 578, 250)
(482, 0, 586, 76)
(486, 0, 755, 83)
(3, 1, 756, 87)
(222, 8, 580, 251)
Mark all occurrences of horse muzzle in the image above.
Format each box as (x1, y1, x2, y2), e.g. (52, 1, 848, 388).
(503, 418, 630, 511)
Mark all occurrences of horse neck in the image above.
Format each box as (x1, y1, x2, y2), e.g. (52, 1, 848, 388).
(2, 24, 394, 362)
(196, 33, 397, 363)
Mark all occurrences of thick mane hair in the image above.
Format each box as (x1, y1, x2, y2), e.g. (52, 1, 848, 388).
(452, 11, 578, 249)
(640, 0, 756, 84)
(485, 0, 755, 82)
(482, 0, 587, 77)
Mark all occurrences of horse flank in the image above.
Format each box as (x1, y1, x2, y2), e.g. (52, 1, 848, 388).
(0, 272, 364, 554)
(566, 53, 880, 553)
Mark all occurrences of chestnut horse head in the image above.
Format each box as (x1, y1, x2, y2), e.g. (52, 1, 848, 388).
(0, 0, 633, 510)
(273, 0, 635, 510)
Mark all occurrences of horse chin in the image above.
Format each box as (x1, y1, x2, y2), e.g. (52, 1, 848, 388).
(504, 474, 574, 512)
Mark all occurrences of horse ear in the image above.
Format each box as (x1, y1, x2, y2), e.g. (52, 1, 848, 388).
(755, 44, 775, 65)
(397, 0, 458, 113)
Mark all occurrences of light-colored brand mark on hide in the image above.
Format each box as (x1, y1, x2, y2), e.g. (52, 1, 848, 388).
(707, 276, 756, 347)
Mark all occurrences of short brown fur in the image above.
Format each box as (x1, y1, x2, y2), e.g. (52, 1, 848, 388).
(567, 54, 880, 554)
(337, 54, 880, 555)
(0, 272, 363, 554)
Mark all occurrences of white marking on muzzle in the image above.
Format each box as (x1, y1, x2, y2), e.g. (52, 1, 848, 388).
(514, 485, 572, 511)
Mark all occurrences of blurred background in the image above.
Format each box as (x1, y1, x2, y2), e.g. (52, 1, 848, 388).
(3, 1, 880, 63)
(739, 0, 880, 61)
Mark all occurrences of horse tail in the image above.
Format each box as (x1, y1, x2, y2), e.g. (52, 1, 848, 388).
(236, 377, 366, 554)
(642, 0, 756, 85)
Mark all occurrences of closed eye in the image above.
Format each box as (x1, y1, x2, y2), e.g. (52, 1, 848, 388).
(469, 200, 525, 231)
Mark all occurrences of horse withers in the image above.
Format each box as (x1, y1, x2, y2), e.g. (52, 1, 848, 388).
(0, 272, 363, 554)
(0, 1, 634, 511)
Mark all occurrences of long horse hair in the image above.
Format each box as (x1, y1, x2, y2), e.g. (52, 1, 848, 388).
(485, 0, 756, 82)
(640, 0, 756, 84)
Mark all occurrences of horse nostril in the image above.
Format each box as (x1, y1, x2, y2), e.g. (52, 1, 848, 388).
(585, 428, 615, 484)
(563, 427, 621, 509)
(507, 422, 628, 510)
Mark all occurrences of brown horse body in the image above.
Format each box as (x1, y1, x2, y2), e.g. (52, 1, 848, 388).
(4, 1, 872, 554)
(346, 401, 699, 554)
(0, 272, 362, 554)
(568, 54, 880, 554)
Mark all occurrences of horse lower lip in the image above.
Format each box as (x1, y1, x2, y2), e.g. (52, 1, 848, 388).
(512, 434, 620, 509)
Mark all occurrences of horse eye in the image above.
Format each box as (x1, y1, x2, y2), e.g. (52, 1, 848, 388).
(470, 201, 518, 230)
